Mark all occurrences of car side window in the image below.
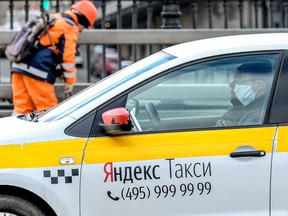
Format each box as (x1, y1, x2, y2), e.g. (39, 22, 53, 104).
(125, 53, 279, 132)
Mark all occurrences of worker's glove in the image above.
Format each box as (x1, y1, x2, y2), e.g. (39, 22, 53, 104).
(64, 83, 74, 94)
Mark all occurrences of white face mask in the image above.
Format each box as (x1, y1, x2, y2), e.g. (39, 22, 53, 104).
(234, 84, 256, 106)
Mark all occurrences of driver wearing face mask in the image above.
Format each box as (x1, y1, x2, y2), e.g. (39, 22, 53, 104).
(216, 60, 272, 127)
(215, 70, 245, 127)
(234, 61, 272, 125)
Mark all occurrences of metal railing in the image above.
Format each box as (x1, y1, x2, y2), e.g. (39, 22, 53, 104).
(1, 0, 288, 74)
(2, 0, 288, 29)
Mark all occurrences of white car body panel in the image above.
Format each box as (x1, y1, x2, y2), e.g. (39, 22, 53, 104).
(0, 33, 288, 215)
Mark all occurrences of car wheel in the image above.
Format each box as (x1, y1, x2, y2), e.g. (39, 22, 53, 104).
(0, 195, 46, 216)
(145, 102, 164, 130)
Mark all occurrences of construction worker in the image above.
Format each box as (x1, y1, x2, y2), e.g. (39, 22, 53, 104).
(10, 0, 97, 115)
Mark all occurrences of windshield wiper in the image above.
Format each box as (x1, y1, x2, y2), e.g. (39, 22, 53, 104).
(17, 110, 47, 122)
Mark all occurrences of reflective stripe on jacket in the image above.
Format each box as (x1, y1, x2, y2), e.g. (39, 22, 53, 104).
(11, 10, 79, 85)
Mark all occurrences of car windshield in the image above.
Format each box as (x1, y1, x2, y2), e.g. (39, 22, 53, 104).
(37, 51, 175, 122)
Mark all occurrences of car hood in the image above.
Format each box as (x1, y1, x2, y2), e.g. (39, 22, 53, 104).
(0, 116, 36, 131)
(0, 115, 75, 145)
(0, 116, 48, 144)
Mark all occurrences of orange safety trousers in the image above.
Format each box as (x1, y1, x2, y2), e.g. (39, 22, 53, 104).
(12, 73, 58, 114)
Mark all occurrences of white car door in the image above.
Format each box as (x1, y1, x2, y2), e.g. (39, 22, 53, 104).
(81, 53, 279, 215)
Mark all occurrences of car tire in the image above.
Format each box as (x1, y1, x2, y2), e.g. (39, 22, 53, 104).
(0, 194, 46, 216)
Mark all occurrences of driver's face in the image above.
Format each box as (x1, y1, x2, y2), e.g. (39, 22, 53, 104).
(229, 71, 250, 106)
(229, 71, 242, 106)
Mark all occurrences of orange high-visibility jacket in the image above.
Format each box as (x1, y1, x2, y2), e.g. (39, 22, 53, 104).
(11, 10, 79, 85)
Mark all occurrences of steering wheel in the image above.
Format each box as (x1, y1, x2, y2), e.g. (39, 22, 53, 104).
(145, 102, 164, 130)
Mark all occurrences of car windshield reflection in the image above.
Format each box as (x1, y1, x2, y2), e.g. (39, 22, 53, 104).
(37, 51, 176, 122)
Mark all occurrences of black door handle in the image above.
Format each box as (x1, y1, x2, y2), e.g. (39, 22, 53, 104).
(230, 150, 266, 158)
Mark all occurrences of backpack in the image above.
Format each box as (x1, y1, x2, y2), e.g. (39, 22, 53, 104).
(5, 14, 56, 63)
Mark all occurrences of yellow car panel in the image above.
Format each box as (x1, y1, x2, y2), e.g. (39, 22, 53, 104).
(0, 139, 87, 168)
(81, 127, 276, 215)
(84, 127, 276, 164)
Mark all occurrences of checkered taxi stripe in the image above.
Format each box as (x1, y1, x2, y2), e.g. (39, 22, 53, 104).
(43, 169, 79, 184)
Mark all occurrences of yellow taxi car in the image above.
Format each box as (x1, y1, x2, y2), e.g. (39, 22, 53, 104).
(0, 33, 288, 216)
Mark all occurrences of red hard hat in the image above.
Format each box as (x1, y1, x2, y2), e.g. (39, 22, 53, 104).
(71, 0, 97, 28)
